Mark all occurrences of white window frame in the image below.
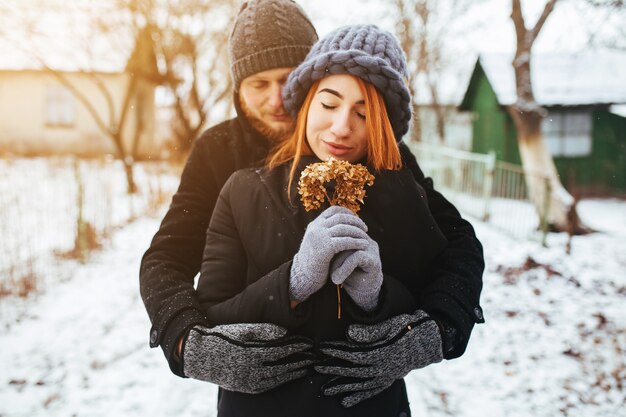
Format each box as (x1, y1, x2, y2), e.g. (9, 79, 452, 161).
(542, 109, 592, 157)
(45, 85, 76, 127)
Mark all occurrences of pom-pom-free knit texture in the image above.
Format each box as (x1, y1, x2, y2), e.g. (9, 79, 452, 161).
(283, 24, 411, 140)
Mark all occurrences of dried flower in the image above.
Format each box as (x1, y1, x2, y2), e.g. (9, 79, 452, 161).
(298, 158, 375, 214)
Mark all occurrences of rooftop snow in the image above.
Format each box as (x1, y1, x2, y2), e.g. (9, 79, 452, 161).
(609, 104, 626, 118)
(478, 51, 626, 106)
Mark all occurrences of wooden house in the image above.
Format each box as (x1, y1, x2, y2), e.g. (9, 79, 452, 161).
(0, 27, 164, 159)
(412, 71, 473, 150)
(459, 52, 626, 195)
(0, 69, 159, 158)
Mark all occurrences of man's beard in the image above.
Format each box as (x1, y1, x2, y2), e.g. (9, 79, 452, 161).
(239, 98, 295, 142)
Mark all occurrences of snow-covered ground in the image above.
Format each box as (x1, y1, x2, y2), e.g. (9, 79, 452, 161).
(0, 158, 178, 298)
(1, 200, 624, 417)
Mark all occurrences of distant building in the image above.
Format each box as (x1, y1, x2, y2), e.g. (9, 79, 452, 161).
(0, 26, 165, 159)
(460, 51, 626, 195)
(0, 69, 159, 158)
(412, 72, 473, 150)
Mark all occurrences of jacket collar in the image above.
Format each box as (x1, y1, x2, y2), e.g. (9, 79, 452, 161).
(232, 91, 273, 163)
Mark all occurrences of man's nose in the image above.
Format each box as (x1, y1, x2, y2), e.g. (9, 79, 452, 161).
(267, 83, 284, 110)
(330, 110, 352, 138)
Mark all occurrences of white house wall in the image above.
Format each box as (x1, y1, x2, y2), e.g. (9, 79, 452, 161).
(416, 106, 473, 151)
(0, 71, 159, 158)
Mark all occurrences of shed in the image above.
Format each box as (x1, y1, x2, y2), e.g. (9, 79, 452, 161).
(459, 51, 626, 195)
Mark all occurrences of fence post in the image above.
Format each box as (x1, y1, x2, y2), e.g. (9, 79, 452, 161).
(540, 177, 552, 247)
(482, 151, 496, 221)
(74, 159, 88, 262)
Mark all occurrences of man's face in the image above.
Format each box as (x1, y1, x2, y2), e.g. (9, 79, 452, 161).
(239, 67, 295, 141)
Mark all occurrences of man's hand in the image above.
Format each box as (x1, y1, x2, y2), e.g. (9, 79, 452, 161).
(290, 206, 369, 302)
(183, 323, 315, 393)
(315, 310, 443, 407)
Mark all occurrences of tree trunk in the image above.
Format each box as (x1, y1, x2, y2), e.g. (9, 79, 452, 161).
(508, 106, 573, 230)
(123, 157, 137, 194)
(509, 0, 580, 232)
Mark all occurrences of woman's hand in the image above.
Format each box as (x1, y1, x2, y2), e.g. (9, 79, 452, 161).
(329, 239, 383, 311)
(290, 206, 370, 302)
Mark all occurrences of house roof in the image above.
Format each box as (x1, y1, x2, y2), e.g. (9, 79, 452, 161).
(463, 51, 626, 108)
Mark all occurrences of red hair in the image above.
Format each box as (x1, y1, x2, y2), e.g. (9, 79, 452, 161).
(268, 75, 402, 188)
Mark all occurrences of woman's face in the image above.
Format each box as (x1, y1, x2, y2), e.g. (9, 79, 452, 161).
(305, 74, 368, 163)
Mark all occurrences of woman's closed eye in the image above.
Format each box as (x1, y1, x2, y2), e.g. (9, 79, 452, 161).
(321, 102, 365, 120)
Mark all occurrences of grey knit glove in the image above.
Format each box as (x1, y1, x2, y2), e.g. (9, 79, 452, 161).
(290, 206, 370, 302)
(329, 242, 383, 311)
(315, 310, 443, 407)
(183, 323, 315, 394)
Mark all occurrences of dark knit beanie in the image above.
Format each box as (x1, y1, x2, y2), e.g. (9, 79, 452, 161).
(282, 24, 411, 140)
(229, 0, 318, 90)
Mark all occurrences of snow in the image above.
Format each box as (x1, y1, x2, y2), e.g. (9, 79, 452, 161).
(609, 104, 626, 119)
(2, 197, 625, 416)
(477, 51, 626, 106)
(0, 158, 179, 301)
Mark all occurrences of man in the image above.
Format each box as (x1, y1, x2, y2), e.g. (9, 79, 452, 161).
(140, 0, 485, 406)
(140, 0, 318, 380)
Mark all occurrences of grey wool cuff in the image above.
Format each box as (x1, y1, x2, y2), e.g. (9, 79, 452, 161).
(289, 252, 325, 302)
(343, 283, 381, 312)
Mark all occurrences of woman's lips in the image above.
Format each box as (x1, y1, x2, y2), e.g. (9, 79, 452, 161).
(323, 140, 352, 156)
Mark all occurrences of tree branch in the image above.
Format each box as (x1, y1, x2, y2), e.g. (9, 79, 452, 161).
(42, 66, 110, 135)
(90, 73, 118, 128)
(511, 0, 528, 47)
(531, 0, 559, 41)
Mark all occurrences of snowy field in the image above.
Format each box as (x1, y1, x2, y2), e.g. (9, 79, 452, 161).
(0, 157, 178, 298)
(0, 200, 624, 417)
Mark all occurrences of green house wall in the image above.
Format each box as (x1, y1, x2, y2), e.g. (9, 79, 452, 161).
(465, 65, 521, 164)
(462, 64, 626, 194)
(555, 110, 626, 193)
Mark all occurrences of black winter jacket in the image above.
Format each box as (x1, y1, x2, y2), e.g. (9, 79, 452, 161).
(140, 105, 485, 376)
(194, 156, 450, 416)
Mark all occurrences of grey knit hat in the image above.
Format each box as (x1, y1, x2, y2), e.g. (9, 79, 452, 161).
(282, 24, 411, 140)
(229, 0, 318, 90)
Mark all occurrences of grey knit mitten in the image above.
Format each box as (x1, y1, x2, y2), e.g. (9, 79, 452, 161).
(290, 206, 369, 302)
(329, 243, 383, 311)
(183, 323, 314, 394)
(315, 310, 443, 407)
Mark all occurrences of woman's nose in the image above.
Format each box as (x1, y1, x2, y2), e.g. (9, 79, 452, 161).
(330, 110, 352, 137)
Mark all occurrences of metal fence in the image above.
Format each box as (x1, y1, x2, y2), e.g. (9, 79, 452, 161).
(408, 142, 551, 243)
(0, 157, 178, 298)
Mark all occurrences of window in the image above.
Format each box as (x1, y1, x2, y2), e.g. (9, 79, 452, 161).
(45, 85, 76, 127)
(542, 110, 592, 157)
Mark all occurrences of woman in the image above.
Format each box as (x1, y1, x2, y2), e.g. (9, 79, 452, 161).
(186, 25, 450, 416)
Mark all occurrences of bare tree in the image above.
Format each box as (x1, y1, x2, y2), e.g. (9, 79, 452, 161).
(507, 0, 583, 231)
(392, 0, 483, 144)
(113, 0, 239, 160)
(582, 0, 626, 50)
(2, 1, 157, 193)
